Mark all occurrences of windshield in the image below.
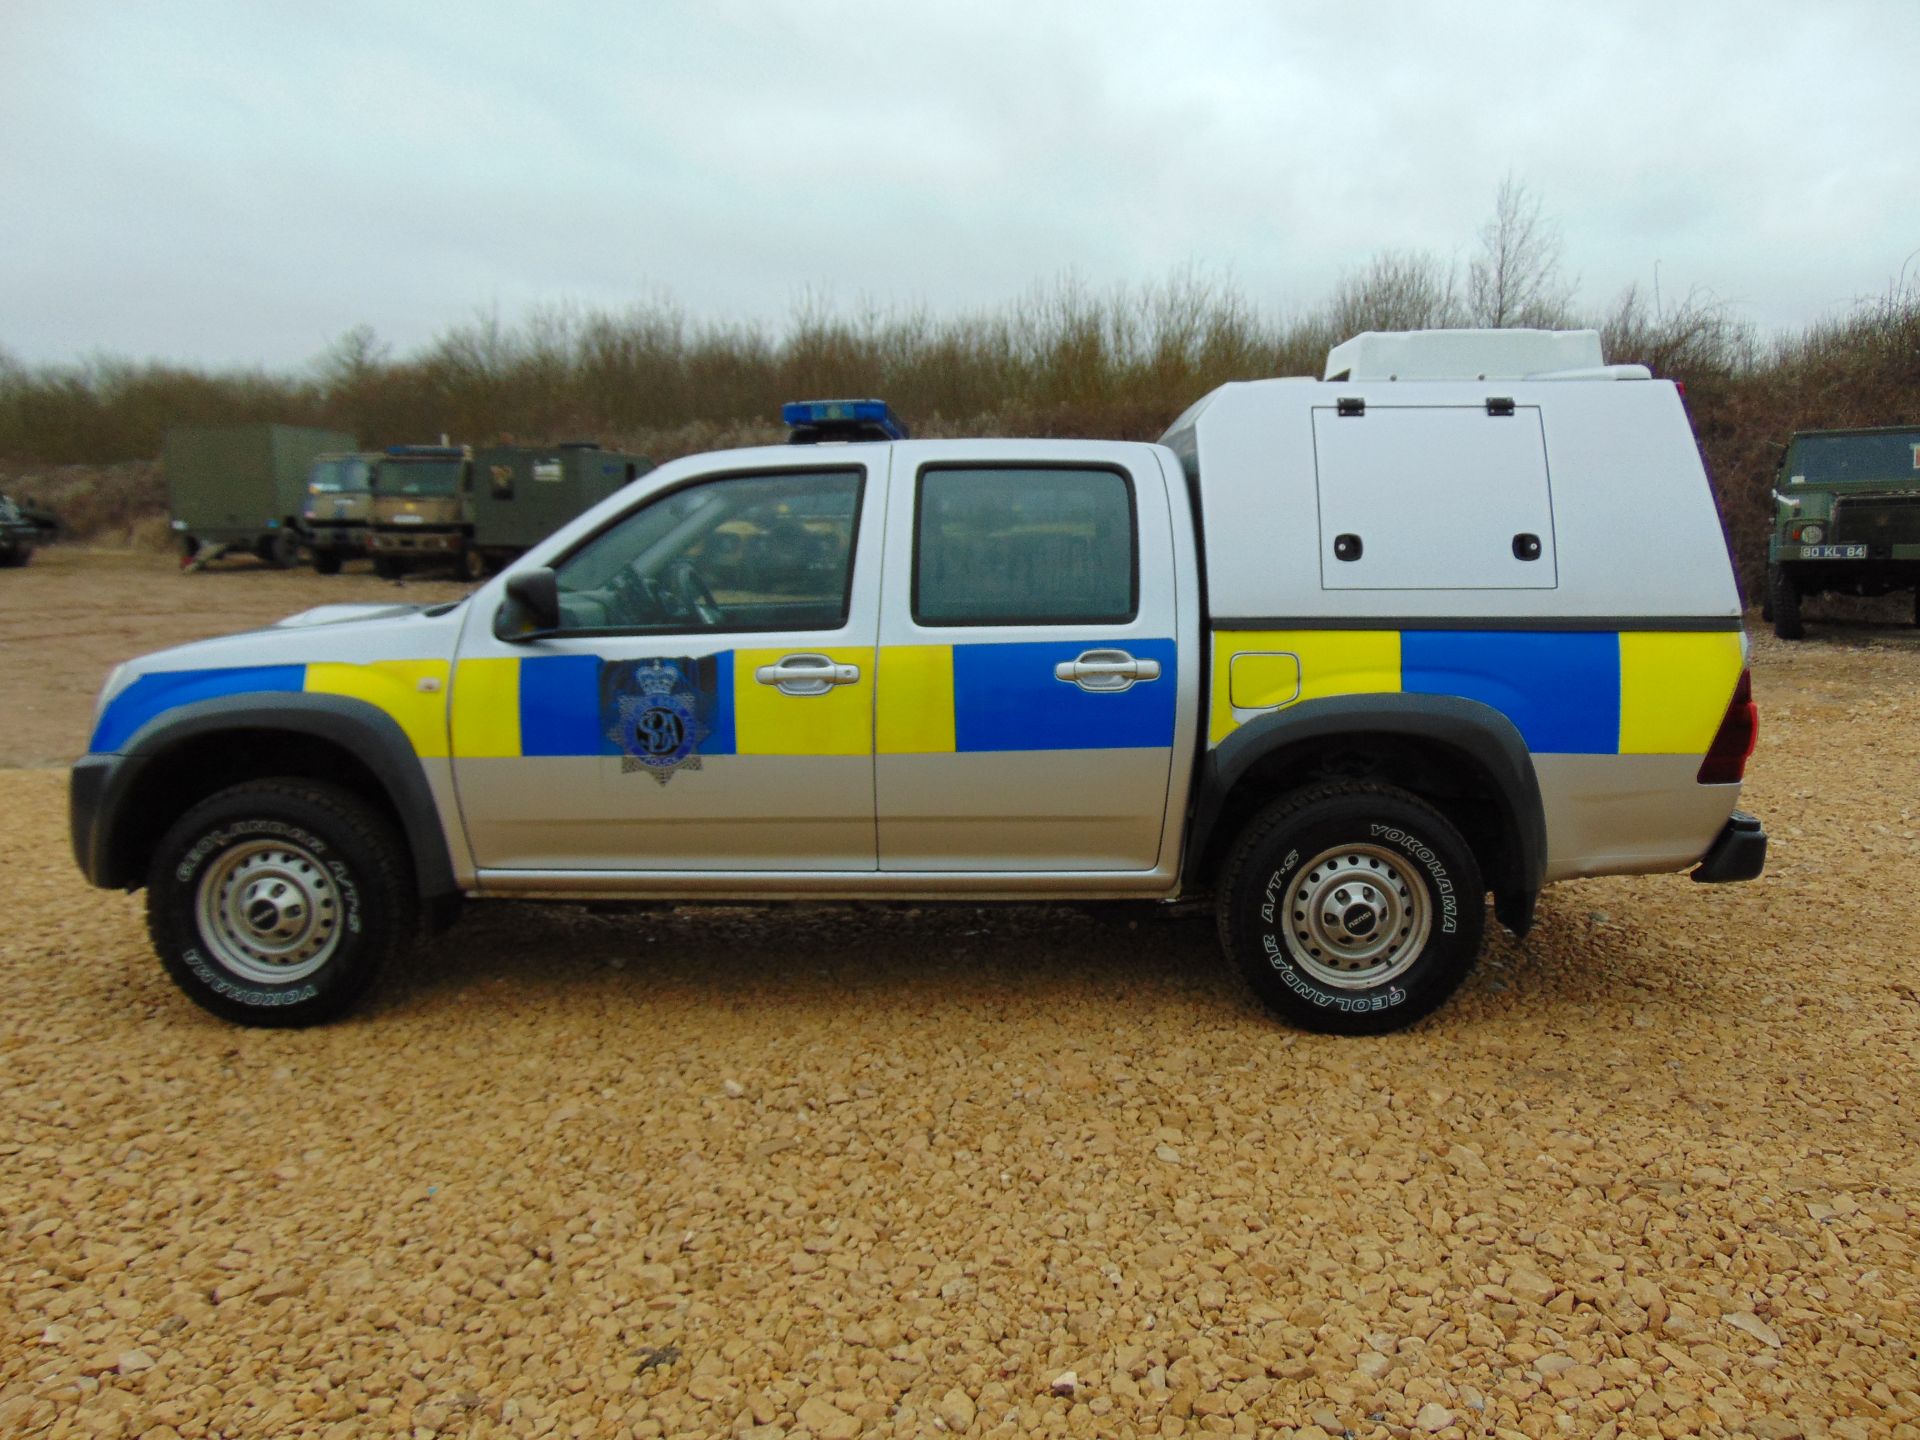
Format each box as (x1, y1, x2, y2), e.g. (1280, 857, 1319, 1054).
(308, 457, 374, 494)
(377, 459, 464, 496)
(1789, 431, 1920, 485)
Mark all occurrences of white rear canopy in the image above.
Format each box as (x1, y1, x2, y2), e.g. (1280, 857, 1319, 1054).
(1325, 329, 1607, 381)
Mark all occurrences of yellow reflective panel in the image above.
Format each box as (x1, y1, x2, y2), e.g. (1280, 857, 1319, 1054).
(1229, 652, 1302, 710)
(733, 648, 873, 756)
(1208, 630, 1401, 744)
(449, 658, 522, 758)
(1618, 632, 1744, 755)
(304, 660, 452, 758)
(876, 645, 956, 755)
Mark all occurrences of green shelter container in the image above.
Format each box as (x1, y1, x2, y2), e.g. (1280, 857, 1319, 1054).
(468, 443, 653, 569)
(164, 424, 357, 567)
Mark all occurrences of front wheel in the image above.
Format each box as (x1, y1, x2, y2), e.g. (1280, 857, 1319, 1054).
(145, 780, 417, 1027)
(372, 556, 405, 580)
(311, 548, 343, 576)
(1770, 564, 1804, 640)
(257, 530, 299, 568)
(1216, 782, 1485, 1034)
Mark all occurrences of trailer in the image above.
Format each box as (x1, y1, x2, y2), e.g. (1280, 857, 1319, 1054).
(164, 424, 357, 569)
(466, 442, 652, 576)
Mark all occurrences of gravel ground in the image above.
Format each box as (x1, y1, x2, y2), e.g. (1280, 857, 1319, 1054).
(3, 552, 1920, 1439)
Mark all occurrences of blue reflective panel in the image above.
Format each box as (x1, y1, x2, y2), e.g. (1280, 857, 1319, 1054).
(1401, 631, 1621, 755)
(90, 665, 308, 753)
(951, 639, 1178, 752)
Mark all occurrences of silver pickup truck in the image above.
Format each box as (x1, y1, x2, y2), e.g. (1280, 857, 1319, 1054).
(71, 330, 1765, 1033)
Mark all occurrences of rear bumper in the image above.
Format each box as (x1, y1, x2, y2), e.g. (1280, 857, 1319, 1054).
(1691, 810, 1767, 884)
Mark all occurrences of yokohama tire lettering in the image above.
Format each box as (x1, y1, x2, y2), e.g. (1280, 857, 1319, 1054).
(1369, 823, 1458, 935)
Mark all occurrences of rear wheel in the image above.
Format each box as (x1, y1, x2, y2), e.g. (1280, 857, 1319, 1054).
(311, 548, 343, 576)
(1769, 563, 1804, 640)
(1216, 781, 1485, 1034)
(462, 547, 488, 581)
(1912, 588, 1919, 628)
(373, 556, 405, 580)
(145, 780, 416, 1027)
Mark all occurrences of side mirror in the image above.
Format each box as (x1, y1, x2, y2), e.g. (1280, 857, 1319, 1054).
(496, 566, 560, 640)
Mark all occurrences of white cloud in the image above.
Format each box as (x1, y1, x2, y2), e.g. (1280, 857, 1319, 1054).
(2, 0, 1915, 367)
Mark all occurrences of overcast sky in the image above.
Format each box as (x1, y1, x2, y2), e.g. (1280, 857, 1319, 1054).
(4, 0, 1917, 371)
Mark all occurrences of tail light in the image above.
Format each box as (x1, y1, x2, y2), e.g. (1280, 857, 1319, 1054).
(1697, 668, 1757, 784)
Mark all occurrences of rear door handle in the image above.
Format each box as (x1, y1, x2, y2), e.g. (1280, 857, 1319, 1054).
(754, 653, 859, 696)
(1053, 648, 1161, 692)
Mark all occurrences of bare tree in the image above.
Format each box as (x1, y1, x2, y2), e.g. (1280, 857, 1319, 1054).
(1328, 250, 1465, 336)
(1468, 176, 1576, 328)
(316, 324, 390, 392)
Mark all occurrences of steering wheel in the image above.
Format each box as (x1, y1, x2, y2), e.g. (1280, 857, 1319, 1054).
(603, 564, 658, 627)
(666, 559, 724, 626)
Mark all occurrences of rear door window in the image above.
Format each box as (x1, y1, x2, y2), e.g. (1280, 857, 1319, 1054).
(913, 466, 1136, 626)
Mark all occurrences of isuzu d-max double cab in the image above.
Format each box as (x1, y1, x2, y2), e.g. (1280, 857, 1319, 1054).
(70, 331, 1764, 1034)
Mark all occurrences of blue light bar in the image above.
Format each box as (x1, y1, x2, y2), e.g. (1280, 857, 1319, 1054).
(780, 398, 908, 441)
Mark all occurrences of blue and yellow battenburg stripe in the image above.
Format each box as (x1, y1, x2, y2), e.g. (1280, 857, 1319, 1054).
(1207, 628, 1745, 753)
(88, 661, 453, 755)
(88, 639, 1183, 759)
(88, 630, 1735, 762)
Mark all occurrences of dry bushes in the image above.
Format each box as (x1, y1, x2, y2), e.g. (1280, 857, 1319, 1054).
(0, 460, 166, 550)
(4, 277, 1917, 582)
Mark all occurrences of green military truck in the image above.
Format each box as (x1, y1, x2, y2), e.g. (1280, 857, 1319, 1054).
(1767, 425, 1920, 639)
(366, 445, 472, 579)
(302, 451, 383, 574)
(467, 443, 652, 577)
(1, 491, 58, 567)
(165, 424, 357, 569)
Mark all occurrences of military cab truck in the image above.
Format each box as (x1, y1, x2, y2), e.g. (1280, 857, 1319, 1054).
(302, 451, 383, 574)
(468, 443, 653, 578)
(72, 331, 1767, 1035)
(366, 445, 471, 579)
(1, 491, 57, 567)
(164, 424, 357, 569)
(1766, 425, 1920, 639)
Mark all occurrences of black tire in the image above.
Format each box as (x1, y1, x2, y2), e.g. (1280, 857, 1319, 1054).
(311, 549, 343, 576)
(145, 780, 416, 1027)
(270, 530, 301, 568)
(1912, 588, 1919, 628)
(373, 556, 405, 581)
(461, 547, 488, 582)
(1769, 563, 1804, 640)
(0, 546, 26, 568)
(1216, 781, 1485, 1035)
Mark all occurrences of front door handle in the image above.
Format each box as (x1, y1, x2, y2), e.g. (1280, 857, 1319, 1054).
(754, 653, 860, 696)
(1053, 648, 1161, 692)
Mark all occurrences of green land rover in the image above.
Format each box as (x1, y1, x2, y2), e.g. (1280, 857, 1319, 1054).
(1767, 425, 1920, 639)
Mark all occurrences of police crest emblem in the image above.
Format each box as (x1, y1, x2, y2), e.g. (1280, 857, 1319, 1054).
(602, 657, 717, 784)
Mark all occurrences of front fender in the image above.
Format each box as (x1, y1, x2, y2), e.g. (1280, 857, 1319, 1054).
(72, 693, 458, 899)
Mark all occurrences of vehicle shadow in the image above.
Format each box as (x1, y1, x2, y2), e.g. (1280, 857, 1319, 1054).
(367, 887, 1692, 1038)
(375, 899, 1247, 1021)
